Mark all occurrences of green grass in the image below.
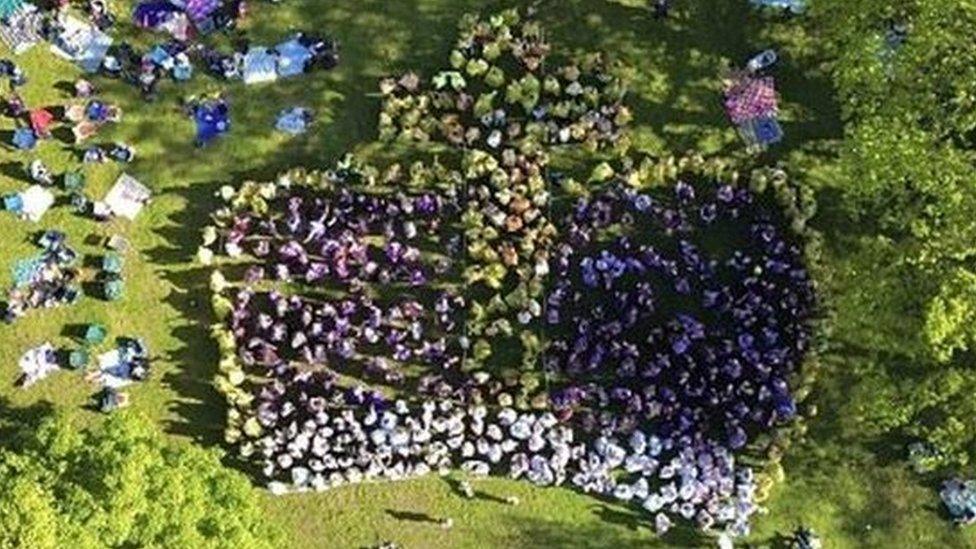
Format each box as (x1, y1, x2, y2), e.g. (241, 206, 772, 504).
(1, 0, 974, 547)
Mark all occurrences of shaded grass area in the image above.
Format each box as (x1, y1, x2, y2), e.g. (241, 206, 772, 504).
(0, 0, 973, 547)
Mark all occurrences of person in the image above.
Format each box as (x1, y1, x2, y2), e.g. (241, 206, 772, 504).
(138, 68, 158, 101)
(74, 79, 95, 98)
(172, 52, 192, 81)
(110, 142, 135, 163)
(9, 65, 27, 88)
(29, 160, 53, 186)
(5, 93, 27, 117)
(88, 0, 115, 30)
(102, 54, 122, 77)
(83, 146, 107, 164)
(653, 0, 670, 19)
(97, 387, 130, 413)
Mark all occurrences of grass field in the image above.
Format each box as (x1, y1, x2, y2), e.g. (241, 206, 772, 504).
(1, 0, 974, 547)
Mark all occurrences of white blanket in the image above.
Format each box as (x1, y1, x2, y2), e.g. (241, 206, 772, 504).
(19, 343, 58, 387)
(50, 16, 113, 73)
(20, 185, 54, 222)
(104, 173, 151, 220)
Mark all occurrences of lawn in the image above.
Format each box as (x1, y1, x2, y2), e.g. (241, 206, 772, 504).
(1, 0, 973, 547)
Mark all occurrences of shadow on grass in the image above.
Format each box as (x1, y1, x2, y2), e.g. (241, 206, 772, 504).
(385, 509, 440, 524)
(0, 397, 57, 444)
(497, 510, 702, 549)
(0, 160, 26, 182)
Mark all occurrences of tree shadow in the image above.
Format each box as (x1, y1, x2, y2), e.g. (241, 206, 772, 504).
(0, 397, 58, 444)
(0, 161, 26, 182)
(497, 511, 703, 548)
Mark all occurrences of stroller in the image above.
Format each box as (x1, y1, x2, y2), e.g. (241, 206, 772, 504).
(746, 49, 778, 74)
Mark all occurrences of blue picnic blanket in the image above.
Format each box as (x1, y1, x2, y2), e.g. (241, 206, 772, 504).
(275, 107, 310, 135)
(147, 45, 173, 67)
(242, 47, 277, 84)
(738, 116, 783, 147)
(275, 38, 312, 78)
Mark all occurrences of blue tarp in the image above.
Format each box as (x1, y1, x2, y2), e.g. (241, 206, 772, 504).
(275, 107, 311, 135)
(194, 101, 229, 144)
(275, 38, 312, 78)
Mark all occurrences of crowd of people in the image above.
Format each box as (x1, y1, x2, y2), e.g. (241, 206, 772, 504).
(241, 365, 761, 537)
(190, 9, 823, 541)
(202, 166, 815, 540)
(3, 231, 81, 323)
(544, 180, 815, 452)
(1, 1, 829, 543)
(375, 9, 630, 373)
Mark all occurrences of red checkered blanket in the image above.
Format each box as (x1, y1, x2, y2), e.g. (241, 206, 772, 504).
(723, 76, 778, 124)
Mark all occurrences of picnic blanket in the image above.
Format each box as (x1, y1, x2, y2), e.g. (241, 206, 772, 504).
(104, 173, 151, 220)
(19, 185, 54, 221)
(19, 343, 58, 387)
(724, 75, 778, 124)
(243, 47, 278, 84)
(11, 256, 43, 286)
(275, 38, 312, 78)
(0, 2, 42, 54)
(50, 16, 114, 73)
(275, 107, 310, 135)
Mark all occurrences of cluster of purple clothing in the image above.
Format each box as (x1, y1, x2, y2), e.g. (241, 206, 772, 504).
(545, 181, 815, 454)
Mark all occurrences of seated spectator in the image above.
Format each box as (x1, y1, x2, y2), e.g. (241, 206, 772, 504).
(84, 146, 108, 164)
(5, 93, 27, 117)
(75, 79, 95, 98)
(110, 142, 136, 163)
(28, 160, 53, 186)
